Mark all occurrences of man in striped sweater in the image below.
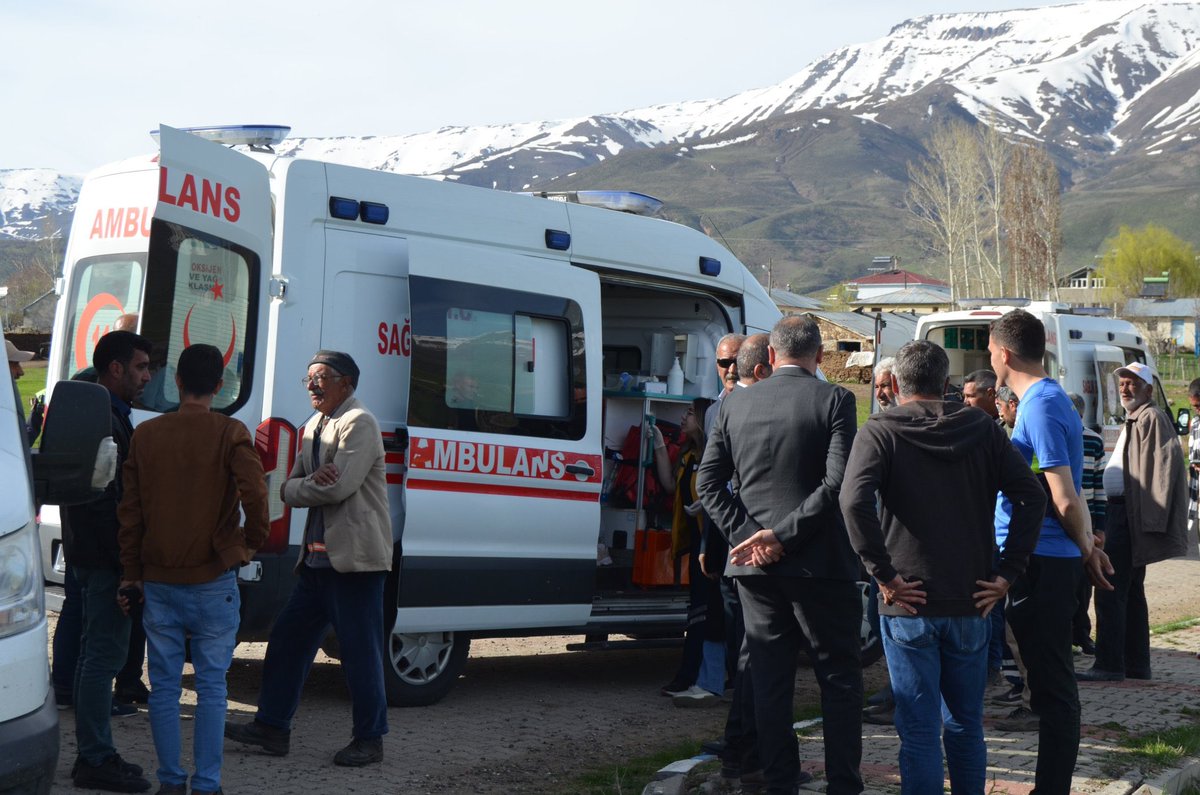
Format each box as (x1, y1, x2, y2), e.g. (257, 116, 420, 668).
(1068, 392, 1106, 656)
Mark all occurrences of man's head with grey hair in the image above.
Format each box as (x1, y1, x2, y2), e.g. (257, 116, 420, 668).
(1066, 391, 1085, 419)
(874, 356, 897, 411)
(715, 333, 746, 395)
(736, 333, 772, 385)
(768, 315, 821, 365)
(963, 369, 999, 419)
(996, 385, 1019, 428)
(892, 341, 949, 400)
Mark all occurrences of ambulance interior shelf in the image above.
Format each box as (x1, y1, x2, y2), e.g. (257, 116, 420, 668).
(600, 390, 693, 588)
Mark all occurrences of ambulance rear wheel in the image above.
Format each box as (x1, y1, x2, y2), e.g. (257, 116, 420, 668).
(384, 630, 470, 707)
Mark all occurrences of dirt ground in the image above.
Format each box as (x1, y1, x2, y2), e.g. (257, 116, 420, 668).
(49, 555, 1199, 794)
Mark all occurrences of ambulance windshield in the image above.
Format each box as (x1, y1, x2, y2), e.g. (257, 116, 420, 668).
(61, 255, 145, 379)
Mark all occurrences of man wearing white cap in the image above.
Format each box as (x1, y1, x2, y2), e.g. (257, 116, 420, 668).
(7, 339, 43, 445)
(1079, 361, 1188, 682)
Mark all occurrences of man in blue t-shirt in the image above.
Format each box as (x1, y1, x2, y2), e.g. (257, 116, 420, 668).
(983, 309, 1114, 795)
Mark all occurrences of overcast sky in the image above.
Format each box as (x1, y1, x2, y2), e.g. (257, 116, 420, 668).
(8, 0, 1066, 173)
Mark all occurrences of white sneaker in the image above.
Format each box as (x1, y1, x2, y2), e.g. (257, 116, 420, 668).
(672, 685, 720, 708)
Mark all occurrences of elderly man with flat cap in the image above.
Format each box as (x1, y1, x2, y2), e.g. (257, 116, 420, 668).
(226, 350, 392, 767)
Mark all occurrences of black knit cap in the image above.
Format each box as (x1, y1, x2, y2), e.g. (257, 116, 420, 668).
(308, 350, 360, 388)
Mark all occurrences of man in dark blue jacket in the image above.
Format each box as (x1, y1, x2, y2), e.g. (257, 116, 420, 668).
(64, 330, 152, 792)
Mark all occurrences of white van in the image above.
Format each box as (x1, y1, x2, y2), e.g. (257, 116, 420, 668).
(39, 125, 887, 706)
(2, 331, 113, 794)
(914, 300, 1181, 448)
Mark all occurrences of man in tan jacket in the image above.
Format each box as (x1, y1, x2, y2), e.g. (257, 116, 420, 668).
(1079, 361, 1188, 683)
(225, 350, 392, 767)
(118, 343, 269, 795)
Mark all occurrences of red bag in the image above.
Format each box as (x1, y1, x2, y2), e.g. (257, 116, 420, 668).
(608, 422, 679, 512)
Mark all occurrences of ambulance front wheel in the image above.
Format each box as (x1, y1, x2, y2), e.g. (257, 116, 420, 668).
(384, 630, 471, 707)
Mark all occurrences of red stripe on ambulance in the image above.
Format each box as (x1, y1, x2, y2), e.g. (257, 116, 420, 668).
(409, 437, 600, 484)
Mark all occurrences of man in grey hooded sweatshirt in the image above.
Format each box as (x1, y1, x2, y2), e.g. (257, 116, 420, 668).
(840, 340, 1045, 795)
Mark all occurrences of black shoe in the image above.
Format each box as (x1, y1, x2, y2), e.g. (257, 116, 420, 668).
(111, 701, 138, 718)
(224, 719, 290, 756)
(1125, 669, 1152, 680)
(995, 706, 1039, 732)
(73, 754, 151, 793)
(1076, 637, 1096, 655)
(115, 681, 151, 704)
(660, 679, 690, 697)
(333, 737, 383, 767)
(989, 683, 1024, 705)
(700, 737, 726, 756)
(1076, 667, 1124, 682)
(862, 707, 894, 725)
(154, 784, 186, 794)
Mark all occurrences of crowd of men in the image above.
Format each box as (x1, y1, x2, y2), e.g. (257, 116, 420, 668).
(15, 302, 1194, 795)
(24, 329, 391, 793)
(684, 310, 1190, 795)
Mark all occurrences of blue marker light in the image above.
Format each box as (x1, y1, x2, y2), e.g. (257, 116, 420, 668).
(545, 230, 571, 251)
(329, 197, 359, 220)
(699, 257, 721, 277)
(360, 201, 389, 225)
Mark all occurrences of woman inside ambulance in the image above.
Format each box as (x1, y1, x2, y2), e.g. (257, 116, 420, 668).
(651, 398, 725, 704)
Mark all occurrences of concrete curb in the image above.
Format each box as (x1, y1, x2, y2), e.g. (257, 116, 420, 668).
(641, 754, 714, 795)
(1128, 757, 1200, 794)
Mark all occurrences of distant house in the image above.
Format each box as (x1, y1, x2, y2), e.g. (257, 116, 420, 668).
(1123, 298, 1200, 354)
(845, 269, 949, 301)
(770, 288, 824, 315)
(809, 309, 920, 357)
(1057, 265, 1107, 308)
(850, 285, 952, 315)
(19, 290, 56, 332)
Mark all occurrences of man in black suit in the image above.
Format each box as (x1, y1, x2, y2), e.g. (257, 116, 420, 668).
(697, 315, 863, 795)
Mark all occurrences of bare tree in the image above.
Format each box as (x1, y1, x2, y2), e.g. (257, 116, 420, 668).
(1002, 145, 1062, 300)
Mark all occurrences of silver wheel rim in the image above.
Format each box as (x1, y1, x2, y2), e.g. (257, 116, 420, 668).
(390, 631, 454, 685)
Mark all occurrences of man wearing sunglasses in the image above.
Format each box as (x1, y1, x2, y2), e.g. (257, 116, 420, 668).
(226, 350, 392, 768)
(704, 333, 746, 436)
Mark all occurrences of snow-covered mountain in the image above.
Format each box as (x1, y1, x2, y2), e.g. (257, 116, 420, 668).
(3, 0, 1198, 239)
(0, 169, 81, 240)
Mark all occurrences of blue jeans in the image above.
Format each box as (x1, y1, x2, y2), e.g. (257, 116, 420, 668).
(256, 567, 388, 740)
(882, 614, 988, 795)
(143, 572, 241, 792)
(74, 566, 132, 765)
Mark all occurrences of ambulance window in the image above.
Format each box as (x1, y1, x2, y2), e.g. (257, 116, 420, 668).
(409, 276, 585, 440)
(61, 255, 145, 379)
(1097, 360, 1123, 426)
(139, 220, 259, 413)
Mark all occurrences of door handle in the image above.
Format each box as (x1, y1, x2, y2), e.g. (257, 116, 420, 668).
(565, 464, 595, 477)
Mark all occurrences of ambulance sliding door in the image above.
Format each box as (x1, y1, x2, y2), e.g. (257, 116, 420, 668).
(398, 243, 602, 633)
(321, 229, 412, 541)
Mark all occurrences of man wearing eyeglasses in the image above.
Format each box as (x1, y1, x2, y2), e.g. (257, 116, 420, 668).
(225, 350, 392, 768)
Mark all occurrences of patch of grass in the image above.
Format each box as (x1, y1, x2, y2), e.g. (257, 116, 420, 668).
(1151, 616, 1200, 635)
(1100, 721, 1200, 779)
(570, 739, 707, 795)
(14, 361, 47, 408)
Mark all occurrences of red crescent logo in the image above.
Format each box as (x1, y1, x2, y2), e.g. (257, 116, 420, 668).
(182, 305, 238, 367)
(75, 293, 126, 371)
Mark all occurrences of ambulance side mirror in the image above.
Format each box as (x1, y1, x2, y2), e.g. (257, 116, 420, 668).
(33, 380, 116, 505)
(1176, 407, 1191, 437)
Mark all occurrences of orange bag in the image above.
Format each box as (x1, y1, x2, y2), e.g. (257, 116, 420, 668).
(632, 528, 689, 587)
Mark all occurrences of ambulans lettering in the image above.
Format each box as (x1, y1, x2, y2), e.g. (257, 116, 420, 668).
(88, 207, 153, 239)
(422, 439, 572, 480)
(158, 166, 241, 223)
(377, 319, 412, 357)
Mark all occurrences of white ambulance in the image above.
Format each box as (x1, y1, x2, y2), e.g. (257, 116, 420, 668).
(41, 125, 884, 706)
(914, 300, 1182, 449)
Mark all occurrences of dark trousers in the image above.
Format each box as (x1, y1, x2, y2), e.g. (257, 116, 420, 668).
(738, 576, 863, 795)
(74, 566, 132, 764)
(722, 580, 758, 775)
(256, 566, 388, 740)
(1007, 554, 1082, 795)
(671, 547, 714, 687)
(1093, 502, 1151, 676)
(53, 564, 146, 702)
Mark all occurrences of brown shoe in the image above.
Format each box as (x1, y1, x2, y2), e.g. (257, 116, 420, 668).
(995, 706, 1039, 732)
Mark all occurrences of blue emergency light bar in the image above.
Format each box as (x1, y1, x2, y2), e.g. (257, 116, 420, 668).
(150, 125, 291, 148)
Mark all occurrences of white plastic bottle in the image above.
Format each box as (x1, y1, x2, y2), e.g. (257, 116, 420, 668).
(667, 356, 684, 395)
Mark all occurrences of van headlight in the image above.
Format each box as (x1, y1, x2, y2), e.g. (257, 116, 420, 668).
(0, 522, 43, 639)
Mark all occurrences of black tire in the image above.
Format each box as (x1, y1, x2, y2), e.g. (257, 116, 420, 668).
(383, 630, 470, 707)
